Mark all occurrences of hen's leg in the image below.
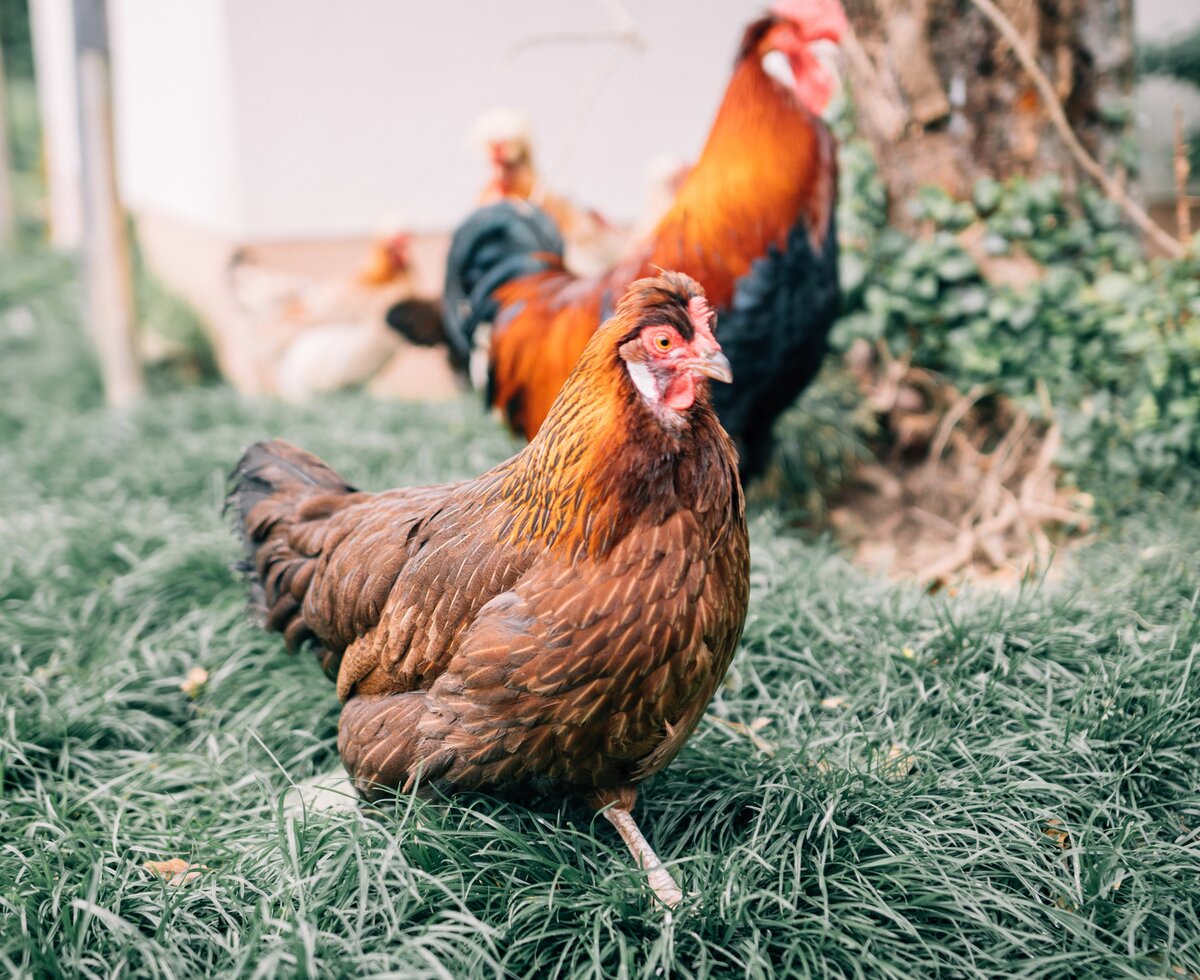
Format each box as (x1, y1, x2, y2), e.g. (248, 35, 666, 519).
(594, 788, 683, 909)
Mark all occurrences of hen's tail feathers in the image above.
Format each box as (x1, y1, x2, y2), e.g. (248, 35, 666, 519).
(226, 440, 356, 677)
(441, 200, 564, 361)
(385, 298, 445, 347)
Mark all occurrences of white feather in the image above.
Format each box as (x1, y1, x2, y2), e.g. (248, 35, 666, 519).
(625, 359, 659, 404)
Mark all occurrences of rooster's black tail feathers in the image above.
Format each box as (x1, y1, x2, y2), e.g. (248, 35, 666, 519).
(441, 200, 564, 361)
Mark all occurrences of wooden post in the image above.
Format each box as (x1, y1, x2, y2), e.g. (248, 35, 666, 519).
(73, 0, 141, 405)
(0, 32, 15, 244)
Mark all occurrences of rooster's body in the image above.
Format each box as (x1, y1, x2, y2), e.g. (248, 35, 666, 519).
(444, 0, 845, 477)
(229, 273, 749, 907)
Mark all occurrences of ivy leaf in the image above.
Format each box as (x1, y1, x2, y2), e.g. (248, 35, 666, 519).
(973, 177, 1002, 215)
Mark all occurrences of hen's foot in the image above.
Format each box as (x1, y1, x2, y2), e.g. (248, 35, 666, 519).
(602, 806, 683, 909)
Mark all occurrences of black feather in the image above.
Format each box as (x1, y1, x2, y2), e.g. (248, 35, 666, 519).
(225, 440, 354, 566)
(441, 200, 564, 360)
(709, 210, 841, 478)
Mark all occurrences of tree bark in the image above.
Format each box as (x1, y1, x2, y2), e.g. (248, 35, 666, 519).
(843, 0, 1133, 222)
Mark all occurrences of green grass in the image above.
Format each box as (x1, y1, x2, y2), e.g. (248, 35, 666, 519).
(1, 251, 1198, 979)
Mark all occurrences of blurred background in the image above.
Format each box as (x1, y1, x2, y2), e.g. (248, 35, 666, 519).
(1, 0, 1199, 583)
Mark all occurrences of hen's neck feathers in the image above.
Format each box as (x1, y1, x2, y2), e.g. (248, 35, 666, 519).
(492, 323, 740, 560)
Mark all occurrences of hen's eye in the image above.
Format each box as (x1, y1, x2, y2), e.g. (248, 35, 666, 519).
(654, 334, 672, 351)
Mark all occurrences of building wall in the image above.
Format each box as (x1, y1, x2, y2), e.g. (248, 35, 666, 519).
(36, 0, 1200, 243)
(107, 0, 761, 241)
(108, 0, 244, 234)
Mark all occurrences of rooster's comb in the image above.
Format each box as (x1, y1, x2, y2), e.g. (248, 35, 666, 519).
(770, 0, 847, 42)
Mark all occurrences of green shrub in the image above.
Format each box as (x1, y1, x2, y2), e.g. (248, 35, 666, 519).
(832, 147, 1200, 512)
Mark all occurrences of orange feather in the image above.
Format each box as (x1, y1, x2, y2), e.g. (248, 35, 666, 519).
(486, 24, 837, 442)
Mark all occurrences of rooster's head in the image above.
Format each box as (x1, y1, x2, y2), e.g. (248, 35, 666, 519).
(610, 273, 732, 424)
(743, 0, 847, 116)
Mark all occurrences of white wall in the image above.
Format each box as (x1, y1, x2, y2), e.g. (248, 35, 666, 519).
(107, 0, 762, 240)
(108, 0, 243, 234)
(39, 0, 1200, 241)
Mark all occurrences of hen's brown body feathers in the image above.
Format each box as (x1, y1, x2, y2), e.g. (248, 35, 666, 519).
(230, 276, 749, 817)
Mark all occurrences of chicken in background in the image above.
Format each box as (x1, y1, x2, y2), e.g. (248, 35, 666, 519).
(473, 107, 538, 204)
(445, 0, 846, 479)
(228, 232, 455, 402)
(229, 232, 410, 325)
(471, 107, 623, 275)
(228, 273, 749, 909)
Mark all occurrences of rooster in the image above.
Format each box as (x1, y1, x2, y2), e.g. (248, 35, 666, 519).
(473, 107, 539, 204)
(228, 273, 749, 908)
(444, 0, 845, 478)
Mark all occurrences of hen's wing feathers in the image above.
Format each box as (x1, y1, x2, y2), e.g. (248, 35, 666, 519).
(405, 507, 748, 791)
(328, 497, 533, 699)
(261, 477, 537, 700)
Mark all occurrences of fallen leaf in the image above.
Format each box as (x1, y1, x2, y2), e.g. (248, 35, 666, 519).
(143, 858, 209, 886)
(883, 743, 915, 780)
(1043, 819, 1070, 849)
(820, 696, 847, 710)
(180, 667, 209, 698)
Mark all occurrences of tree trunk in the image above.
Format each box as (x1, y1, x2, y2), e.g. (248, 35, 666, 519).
(843, 0, 1133, 220)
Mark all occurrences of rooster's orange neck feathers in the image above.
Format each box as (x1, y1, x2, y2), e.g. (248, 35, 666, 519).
(646, 35, 836, 309)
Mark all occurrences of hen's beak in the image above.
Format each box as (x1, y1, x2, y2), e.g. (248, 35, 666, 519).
(692, 349, 733, 384)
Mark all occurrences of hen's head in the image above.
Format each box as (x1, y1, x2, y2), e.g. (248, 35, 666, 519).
(512, 273, 737, 554)
(606, 273, 732, 425)
(742, 0, 847, 116)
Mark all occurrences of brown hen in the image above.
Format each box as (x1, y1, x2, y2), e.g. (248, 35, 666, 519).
(228, 272, 749, 907)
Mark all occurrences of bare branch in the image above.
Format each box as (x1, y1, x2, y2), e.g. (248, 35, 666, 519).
(508, 30, 644, 57)
(510, 0, 644, 57)
(966, 0, 1187, 260)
